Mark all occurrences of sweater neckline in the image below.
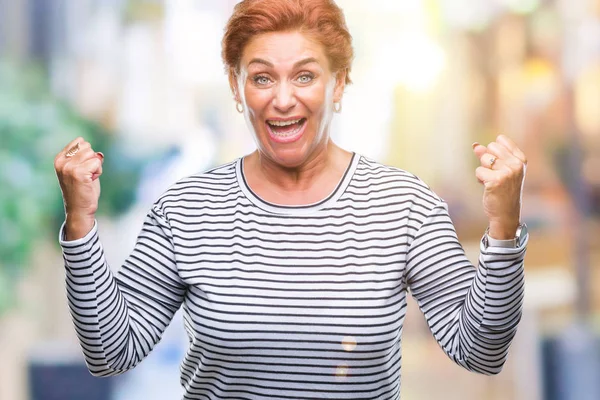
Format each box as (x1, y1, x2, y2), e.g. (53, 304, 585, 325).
(236, 153, 358, 215)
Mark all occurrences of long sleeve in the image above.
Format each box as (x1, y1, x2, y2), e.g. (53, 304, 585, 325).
(405, 201, 527, 375)
(59, 205, 187, 377)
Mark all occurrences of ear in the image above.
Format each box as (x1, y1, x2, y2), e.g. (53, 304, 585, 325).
(228, 68, 241, 102)
(333, 68, 347, 103)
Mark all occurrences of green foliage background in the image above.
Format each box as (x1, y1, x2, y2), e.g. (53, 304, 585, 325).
(0, 62, 142, 315)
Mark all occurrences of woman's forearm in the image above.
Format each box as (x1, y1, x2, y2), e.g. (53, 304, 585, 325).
(60, 207, 186, 376)
(406, 202, 527, 375)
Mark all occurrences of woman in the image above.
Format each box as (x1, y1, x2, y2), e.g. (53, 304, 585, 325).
(54, 0, 528, 399)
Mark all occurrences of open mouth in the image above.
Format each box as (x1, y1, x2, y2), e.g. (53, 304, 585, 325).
(266, 118, 307, 143)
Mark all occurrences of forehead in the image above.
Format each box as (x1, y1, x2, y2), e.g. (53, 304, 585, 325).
(242, 31, 329, 69)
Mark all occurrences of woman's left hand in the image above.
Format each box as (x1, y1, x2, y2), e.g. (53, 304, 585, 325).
(472, 135, 527, 239)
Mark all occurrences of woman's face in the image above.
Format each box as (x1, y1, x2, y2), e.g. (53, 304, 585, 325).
(233, 31, 345, 168)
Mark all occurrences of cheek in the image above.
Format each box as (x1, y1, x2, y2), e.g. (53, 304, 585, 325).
(244, 87, 269, 109)
(299, 86, 329, 115)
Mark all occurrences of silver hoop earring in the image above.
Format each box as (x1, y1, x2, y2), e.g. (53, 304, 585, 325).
(333, 102, 342, 113)
(236, 102, 244, 113)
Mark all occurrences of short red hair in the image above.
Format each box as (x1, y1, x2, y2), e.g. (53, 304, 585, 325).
(222, 0, 354, 85)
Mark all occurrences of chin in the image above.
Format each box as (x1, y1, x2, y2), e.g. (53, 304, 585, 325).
(263, 143, 313, 169)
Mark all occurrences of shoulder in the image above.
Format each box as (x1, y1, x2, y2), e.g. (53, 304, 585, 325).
(153, 159, 241, 211)
(353, 154, 443, 207)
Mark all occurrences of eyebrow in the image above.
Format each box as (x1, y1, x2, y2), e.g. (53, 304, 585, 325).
(248, 57, 319, 69)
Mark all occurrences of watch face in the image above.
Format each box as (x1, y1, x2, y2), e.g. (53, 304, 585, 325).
(517, 223, 528, 246)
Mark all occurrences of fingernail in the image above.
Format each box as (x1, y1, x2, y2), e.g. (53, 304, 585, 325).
(96, 152, 104, 160)
(472, 142, 479, 149)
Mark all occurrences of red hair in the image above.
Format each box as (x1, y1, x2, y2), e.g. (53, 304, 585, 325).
(222, 0, 354, 85)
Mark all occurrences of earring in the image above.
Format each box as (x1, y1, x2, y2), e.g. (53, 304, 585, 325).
(236, 102, 244, 113)
(333, 102, 342, 113)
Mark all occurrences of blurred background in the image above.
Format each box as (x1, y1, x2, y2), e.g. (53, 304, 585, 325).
(0, 0, 599, 399)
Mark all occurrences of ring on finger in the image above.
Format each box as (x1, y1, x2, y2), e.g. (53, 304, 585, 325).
(489, 156, 497, 169)
(65, 143, 80, 158)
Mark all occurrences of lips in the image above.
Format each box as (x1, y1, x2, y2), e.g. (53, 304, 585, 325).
(265, 118, 307, 144)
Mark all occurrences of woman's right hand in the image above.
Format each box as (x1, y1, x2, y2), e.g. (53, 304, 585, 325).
(54, 137, 105, 240)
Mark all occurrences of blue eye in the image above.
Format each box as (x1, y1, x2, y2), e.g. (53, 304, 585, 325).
(297, 74, 314, 83)
(253, 75, 271, 85)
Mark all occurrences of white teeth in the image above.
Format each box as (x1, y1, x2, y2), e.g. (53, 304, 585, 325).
(268, 122, 303, 137)
(267, 119, 302, 127)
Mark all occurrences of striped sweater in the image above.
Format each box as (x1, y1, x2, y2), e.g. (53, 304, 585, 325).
(59, 154, 527, 399)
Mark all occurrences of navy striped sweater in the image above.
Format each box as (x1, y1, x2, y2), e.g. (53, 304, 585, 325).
(60, 154, 527, 399)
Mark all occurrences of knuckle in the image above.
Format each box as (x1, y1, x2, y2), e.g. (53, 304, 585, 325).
(62, 163, 75, 177)
(512, 160, 525, 173)
(71, 169, 86, 183)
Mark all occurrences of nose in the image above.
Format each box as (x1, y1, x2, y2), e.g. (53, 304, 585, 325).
(272, 81, 297, 113)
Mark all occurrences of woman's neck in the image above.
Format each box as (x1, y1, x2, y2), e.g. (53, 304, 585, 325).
(244, 141, 352, 205)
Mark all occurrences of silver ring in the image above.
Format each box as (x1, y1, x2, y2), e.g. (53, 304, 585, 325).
(489, 157, 496, 168)
(65, 143, 80, 158)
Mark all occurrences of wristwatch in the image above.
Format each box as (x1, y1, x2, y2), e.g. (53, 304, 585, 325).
(483, 223, 528, 249)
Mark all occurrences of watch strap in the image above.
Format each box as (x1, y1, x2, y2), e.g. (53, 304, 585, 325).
(483, 223, 527, 249)
(484, 234, 517, 248)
